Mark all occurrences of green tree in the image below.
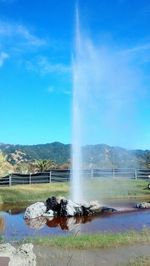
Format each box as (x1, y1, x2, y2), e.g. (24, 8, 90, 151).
(0, 151, 13, 176)
(35, 159, 57, 172)
(15, 162, 31, 174)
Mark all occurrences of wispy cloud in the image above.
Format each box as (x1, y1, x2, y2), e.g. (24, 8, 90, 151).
(0, 20, 70, 73)
(0, 51, 9, 67)
(26, 56, 71, 75)
(0, 20, 48, 69)
(47, 85, 71, 96)
(0, 20, 47, 54)
(37, 56, 71, 74)
(118, 42, 150, 65)
(122, 43, 150, 54)
(15, 25, 46, 47)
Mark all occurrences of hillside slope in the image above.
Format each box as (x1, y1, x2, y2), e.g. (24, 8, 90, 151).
(0, 142, 150, 169)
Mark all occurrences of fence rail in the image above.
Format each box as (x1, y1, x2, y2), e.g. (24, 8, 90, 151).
(0, 168, 150, 186)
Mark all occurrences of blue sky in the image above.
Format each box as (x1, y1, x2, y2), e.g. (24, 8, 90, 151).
(0, 0, 150, 148)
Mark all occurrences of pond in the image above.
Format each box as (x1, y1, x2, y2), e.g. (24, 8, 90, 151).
(0, 199, 150, 241)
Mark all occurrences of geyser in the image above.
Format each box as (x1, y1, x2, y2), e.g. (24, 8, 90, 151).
(71, 8, 83, 202)
(71, 7, 141, 203)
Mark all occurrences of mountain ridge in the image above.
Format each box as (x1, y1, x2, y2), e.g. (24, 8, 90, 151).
(0, 142, 150, 169)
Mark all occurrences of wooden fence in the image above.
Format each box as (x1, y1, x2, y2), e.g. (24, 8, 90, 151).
(0, 170, 70, 186)
(0, 168, 150, 186)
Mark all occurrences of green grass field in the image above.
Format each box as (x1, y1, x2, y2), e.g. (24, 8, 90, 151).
(0, 178, 149, 203)
(0, 182, 69, 203)
(80, 178, 150, 200)
(25, 229, 150, 249)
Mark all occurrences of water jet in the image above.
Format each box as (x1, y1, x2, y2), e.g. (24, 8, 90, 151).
(70, 5, 139, 203)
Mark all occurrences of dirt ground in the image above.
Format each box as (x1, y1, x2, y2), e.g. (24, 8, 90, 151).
(34, 243, 150, 266)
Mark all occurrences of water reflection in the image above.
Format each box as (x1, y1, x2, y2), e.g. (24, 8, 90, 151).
(0, 217, 5, 232)
(25, 216, 95, 231)
(0, 203, 26, 215)
(0, 200, 150, 241)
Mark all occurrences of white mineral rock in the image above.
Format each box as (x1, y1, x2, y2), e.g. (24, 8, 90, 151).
(0, 243, 36, 266)
(24, 202, 46, 219)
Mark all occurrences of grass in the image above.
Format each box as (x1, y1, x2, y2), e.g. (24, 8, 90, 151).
(83, 178, 150, 200)
(0, 178, 149, 203)
(25, 229, 150, 249)
(0, 183, 69, 203)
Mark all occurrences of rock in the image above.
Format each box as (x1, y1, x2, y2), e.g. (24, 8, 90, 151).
(65, 203, 75, 216)
(67, 200, 82, 216)
(43, 209, 54, 217)
(80, 200, 90, 208)
(0, 243, 36, 266)
(45, 196, 83, 217)
(24, 202, 46, 219)
(100, 207, 117, 213)
(45, 196, 61, 214)
(66, 203, 78, 216)
(89, 200, 101, 212)
(24, 196, 118, 219)
(136, 202, 150, 209)
(59, 199, 68, 216)
(0, 243, 16, 254)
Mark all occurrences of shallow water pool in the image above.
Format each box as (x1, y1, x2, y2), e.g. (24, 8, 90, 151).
(0, 199, 150, 241)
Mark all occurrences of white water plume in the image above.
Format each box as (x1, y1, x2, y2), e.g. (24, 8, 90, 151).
(71, 7, 143, 202)
(71, 8, 83, 202)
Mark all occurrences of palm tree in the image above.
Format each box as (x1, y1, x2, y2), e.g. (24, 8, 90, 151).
(35, 159, 57, 172)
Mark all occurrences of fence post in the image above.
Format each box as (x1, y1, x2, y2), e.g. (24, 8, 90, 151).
(112, 168, 115, 178)
(9, 174, 12, 186)
(134, 169, 137, 179)
(49, 171, 52, 183)
(91, 168, 93, 179)
(29, 173, 32, 184)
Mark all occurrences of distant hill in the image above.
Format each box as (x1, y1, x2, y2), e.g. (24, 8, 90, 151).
(0, 142, 150, 169)
(82, 144, 150, 168)
(0, 142, 71, 165)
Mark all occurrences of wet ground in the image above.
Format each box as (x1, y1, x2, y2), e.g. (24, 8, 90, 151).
(0, 199, 150, 241)
(34, 244, 150, 266)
